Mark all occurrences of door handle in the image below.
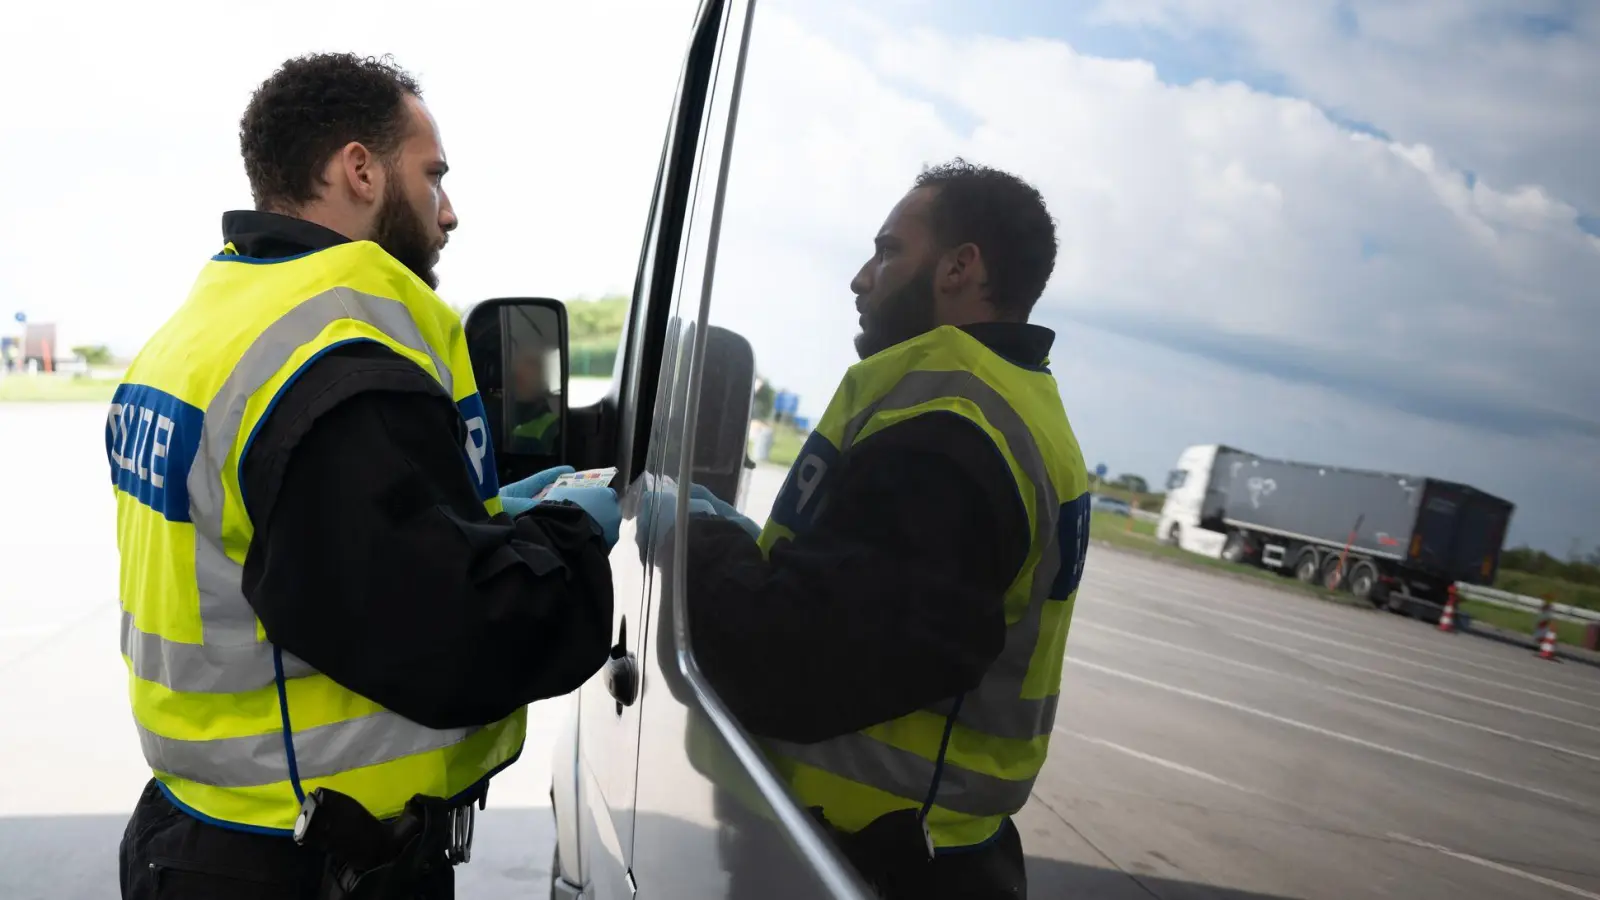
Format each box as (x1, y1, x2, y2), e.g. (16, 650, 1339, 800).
(604, 648, 638, 711)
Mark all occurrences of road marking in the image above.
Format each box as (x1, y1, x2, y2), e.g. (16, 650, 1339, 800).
(1068, 658, 1587, 809)
(1386, 833, 1600, 899)
(1087, 567, 1600, 699)
(1077, 621, 1600, 764)
(1056, 728, 1264, 795)
(1083, 577, 1600, 714)
(1098, 601, 1600, 735)
(1086, 566, 1599, 696)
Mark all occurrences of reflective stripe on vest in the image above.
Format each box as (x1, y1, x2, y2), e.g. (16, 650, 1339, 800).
(114, 242, 519, 831)
(757, 326, 1089, 848)
(119, 287, 456, 694)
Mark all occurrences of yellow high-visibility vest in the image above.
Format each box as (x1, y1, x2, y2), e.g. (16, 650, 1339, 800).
(757, 325, 1090, 849)
(111, 239, 522, 833)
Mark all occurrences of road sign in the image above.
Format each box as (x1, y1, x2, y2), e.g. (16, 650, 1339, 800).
(1095, 463, 1108, 479)
(12, 312, 24, 324)
(774, 391, 800, 416)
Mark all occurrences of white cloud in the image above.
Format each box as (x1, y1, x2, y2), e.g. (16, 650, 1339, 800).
(1088, 0, 1600, 211)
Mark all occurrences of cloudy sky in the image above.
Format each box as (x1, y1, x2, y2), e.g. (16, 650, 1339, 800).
(2, 0, 1595, 553)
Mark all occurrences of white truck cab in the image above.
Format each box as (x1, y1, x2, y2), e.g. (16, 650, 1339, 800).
(1157, 443, 1229, 559)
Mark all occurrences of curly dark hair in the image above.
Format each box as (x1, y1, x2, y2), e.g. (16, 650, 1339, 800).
(239, 53, 421, 211)
(914, 159, 1058, 317)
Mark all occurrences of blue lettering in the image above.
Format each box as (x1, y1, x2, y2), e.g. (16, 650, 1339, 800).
(106, 384, 203, 523)
(456, 393, 500, 501)
(1051, 492, 1092, 599)
(769, 432, 840, 536)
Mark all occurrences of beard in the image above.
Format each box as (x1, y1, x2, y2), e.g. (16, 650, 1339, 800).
(854, 261, 939, 359)
(372, 174, 441, 289)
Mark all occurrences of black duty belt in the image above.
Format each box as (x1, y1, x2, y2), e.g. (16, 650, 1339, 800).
(292, 786, 484, 899)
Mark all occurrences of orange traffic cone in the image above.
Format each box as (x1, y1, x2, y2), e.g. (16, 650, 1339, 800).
(1438, 587, 1457, 633)
(1537, 627, 1558, 661)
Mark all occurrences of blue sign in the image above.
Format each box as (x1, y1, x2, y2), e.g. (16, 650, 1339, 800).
(1095, 463, 1108, 479)
(792, 416, 811, 432)
(773, 391, 800, 416)
(12, 312, 24, 324)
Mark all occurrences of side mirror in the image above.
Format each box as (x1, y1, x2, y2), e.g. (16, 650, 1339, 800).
(692, 326, 757, 506)
(464, 298, 569, 485)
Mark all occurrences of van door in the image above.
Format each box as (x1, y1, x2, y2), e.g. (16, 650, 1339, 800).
(623, 0, 873, 895)
(573, 1, 740, 896)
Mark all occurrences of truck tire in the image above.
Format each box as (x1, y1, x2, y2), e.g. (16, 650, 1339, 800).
(1293, 548, 1320, 583)
(1347, 561, 1378, 601)
(1164, 523, 1181, 547)
(1321, 555, 1347, 591)
(1221, 532, 1248, 563)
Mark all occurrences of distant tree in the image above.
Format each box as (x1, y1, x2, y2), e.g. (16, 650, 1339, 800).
(566, 295, 630, 346)
(71, 344, 113, 366)
(1114, 473, 1149, 494)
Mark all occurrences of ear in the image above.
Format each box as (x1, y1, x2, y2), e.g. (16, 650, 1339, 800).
(331, 141, 382, 205)
(944, 243, 986, 294)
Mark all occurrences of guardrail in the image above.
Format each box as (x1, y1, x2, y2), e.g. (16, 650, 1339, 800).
(1454, 583, 1600, 625)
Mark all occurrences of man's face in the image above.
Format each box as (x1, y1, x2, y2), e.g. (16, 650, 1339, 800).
(512, 348, 549, 401)
(850, 187, 942, 359)
(372, 95, 458, 289)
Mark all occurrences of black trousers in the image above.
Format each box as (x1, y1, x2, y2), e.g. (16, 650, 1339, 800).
(843, 813, 1027, 899)
(119, 780, 454, 900)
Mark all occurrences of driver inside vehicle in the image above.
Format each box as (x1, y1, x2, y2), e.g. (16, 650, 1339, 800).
(506, 337, 559, 455)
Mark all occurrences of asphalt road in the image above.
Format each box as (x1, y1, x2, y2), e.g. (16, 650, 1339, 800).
(1028, 547, 1600, 899)
(4, 404, 1597, 898)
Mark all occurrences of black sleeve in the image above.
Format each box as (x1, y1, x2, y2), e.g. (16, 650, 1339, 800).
(684, 411, 1029, 744)
(239, 342, 613, 730)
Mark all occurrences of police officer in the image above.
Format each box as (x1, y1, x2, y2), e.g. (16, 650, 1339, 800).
(112, 53, 620, 898)
(686, 160, 1090, 899)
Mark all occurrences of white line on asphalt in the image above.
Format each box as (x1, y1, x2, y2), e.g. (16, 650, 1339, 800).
(1077, 621, 1600, 764)
(1386, 833, 1600, 900)
(1087, 565, 1593, 690)
(1101, 601, 1600, 735)
(1068, 658, 1588, 809)
(1056, 728, 1265, 795)
(1083, 578, 1600, 714)
(1087, 567, 1600, 699)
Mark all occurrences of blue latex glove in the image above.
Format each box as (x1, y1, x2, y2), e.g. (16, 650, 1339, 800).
(544, 485, 622, 549)
(633, 479, 714, 559)
(689, 484, 762, 540)
(499, 465, 575, 517)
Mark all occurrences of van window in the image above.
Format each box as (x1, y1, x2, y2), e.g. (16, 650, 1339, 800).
(1166, 469, 1188, 491)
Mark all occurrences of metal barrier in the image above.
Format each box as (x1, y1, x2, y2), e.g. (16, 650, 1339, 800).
(1454, 583, 1600, 625)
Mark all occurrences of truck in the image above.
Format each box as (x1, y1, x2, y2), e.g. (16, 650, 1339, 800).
(1157, 444, 1515, 615)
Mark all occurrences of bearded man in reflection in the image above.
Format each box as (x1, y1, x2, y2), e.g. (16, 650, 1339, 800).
(687, 159, 1092, 899)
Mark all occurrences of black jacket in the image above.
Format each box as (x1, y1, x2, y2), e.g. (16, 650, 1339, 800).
(686, 323, 1050, 744)
(226, 210, 613, 730)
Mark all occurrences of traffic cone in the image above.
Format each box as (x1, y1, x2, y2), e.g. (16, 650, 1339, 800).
(1538, 627, 1558, 661)
(1438, 588, 1457, 633)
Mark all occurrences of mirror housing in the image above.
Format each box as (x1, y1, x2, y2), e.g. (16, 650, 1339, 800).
(464, 298, 569, 487)
(692, 325, 757, 507)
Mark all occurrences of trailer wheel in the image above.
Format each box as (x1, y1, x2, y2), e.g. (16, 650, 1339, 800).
(1221, 532, 1248, 563)
(1293, 549, 1320, 583)
(1321, 555, 1347, 591)
(1347, 561, 1378, 601)
(1163, 523, 1181, 547)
